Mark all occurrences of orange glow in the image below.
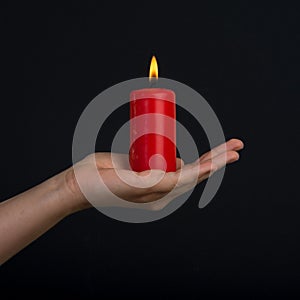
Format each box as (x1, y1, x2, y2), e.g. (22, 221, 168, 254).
(149, 56, 158, 80)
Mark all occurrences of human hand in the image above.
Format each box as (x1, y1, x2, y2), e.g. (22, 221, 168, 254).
(0, 138, 243, 264)
(64, 139, 244, 213)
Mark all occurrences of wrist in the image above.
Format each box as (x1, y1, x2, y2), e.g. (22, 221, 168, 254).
(51, 167, 91, 216)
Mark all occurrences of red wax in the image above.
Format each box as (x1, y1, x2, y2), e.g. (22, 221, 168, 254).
(129, 88, 176, 172)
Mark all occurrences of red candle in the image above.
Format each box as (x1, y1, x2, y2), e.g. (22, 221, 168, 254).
(129, 56, 176, 172)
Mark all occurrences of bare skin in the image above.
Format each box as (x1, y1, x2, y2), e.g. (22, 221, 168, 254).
(0, 138, 244, 265)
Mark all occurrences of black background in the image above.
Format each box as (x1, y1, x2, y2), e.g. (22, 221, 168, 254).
(1, 1, 299, 299)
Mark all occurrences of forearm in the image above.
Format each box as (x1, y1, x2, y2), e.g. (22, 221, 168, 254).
(0, 169, 83, 265)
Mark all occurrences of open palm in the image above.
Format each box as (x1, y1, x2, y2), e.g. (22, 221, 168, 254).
(66, 139, 244, 211)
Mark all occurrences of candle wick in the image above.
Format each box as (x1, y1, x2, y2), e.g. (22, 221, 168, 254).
(149, 78, 158, 88)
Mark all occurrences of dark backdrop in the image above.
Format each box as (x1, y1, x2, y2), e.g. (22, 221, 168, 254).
(1, 1, 299, 299)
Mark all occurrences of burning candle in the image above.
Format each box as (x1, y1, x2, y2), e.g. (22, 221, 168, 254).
(129, 56, 176, 172)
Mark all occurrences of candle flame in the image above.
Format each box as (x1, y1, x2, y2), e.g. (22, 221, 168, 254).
(149, 56, 158, 81)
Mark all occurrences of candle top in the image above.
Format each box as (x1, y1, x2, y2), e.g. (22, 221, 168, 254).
(130, 88, 175, 103)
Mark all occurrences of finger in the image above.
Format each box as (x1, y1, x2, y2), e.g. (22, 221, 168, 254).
(198, 150, 240, 182)
(164, 150, 240, 192)
(121, 150, 239, 203)
(211, 149, 240, 168)
(199, 139, 244, 162)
